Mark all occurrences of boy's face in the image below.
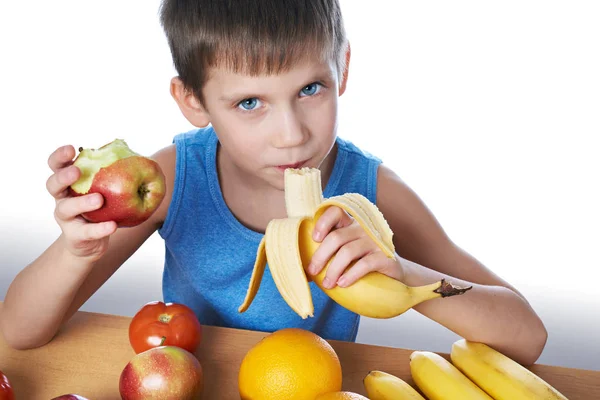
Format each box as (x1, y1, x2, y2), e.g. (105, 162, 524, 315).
(200, 58, 344, 191)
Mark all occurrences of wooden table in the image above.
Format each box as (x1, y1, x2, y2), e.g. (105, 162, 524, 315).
(0, 306, 598, 399)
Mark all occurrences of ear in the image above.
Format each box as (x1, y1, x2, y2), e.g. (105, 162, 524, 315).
(339, 42, 351, 96)
(170, 77, 210, 127)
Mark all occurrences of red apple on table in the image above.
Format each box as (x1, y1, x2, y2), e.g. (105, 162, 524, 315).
(120, 345, 203, 400)
(50, 395, 90, 400)
(0, 370, 14, 400)
(68, 139, 166, 227)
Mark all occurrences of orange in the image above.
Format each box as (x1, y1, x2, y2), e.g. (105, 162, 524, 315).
(316, 391, 369, 399)
(238, 328, 342, 399)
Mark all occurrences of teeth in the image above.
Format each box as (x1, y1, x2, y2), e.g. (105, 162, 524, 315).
(239, 167, 472, 320)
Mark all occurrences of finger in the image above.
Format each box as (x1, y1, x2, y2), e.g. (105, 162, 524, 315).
(312, 206, 353, 242)
(321, 238, 373, 289)
(336, 252, 392, 288)
(46, 165, 81, 199)
(308, 225, 361, 276)
(48, 145, 76, 173)
(54, 193, 104, 223)
(70, 219, 118, 243)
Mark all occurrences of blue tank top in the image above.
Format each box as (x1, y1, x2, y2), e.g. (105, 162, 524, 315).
(158, 126, 382, 341)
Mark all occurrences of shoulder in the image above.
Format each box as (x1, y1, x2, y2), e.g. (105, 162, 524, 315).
(375, 164, 453, 261)
(335, 136, 381, 163)
(147, 126, 215, 224)
(172, 125, 216, 148)
(330, 137, 382, 201)
(376, 164, 416, 203)
(375, 164, 419, 220)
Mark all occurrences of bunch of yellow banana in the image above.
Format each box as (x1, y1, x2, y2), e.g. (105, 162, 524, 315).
(363, 370, 425, 399)
(238, 167, 472, 319)
(451, 339, 568, 400)
(410, 350, 494, 399)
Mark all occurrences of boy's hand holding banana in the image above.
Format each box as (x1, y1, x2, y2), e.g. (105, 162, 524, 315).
(306, 203, 406, 289)
(239, 167, 472, 319)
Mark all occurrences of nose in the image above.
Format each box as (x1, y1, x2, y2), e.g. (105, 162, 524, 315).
(271, 105, 308, 149)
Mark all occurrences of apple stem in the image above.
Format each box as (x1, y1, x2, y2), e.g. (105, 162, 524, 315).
(160, 336, 166, 346)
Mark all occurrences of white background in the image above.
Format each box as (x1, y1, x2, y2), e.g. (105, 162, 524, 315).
(1, 1, 598, 370)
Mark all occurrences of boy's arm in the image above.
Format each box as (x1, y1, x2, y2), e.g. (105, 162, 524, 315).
(376, 164, 548, 366)
(0, 145, 176, 350)
(0, 223, 157, 350)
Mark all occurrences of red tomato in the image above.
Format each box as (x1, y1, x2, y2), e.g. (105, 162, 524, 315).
(0, 370, 14, 400)
(128, 301, 202, 354)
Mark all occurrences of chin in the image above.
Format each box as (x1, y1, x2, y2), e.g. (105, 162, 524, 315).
(270, 176, 286, 192)
(263, 170, 286, 191)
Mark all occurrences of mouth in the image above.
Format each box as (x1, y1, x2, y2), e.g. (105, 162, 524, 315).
(276, 159, 309, 171)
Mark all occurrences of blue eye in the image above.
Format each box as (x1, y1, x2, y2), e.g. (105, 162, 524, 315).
(238, 98, 260, 110)
(300, 83, 322, 97)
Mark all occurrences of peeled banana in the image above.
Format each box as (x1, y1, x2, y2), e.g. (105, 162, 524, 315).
(409, 350, 494, 399)
(238, 167, 472, 319)
(363, 370, 425, 400)
(451, 339, 568, 400)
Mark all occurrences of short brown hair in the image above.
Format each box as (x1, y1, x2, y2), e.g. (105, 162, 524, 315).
(159, 0, 348, 105)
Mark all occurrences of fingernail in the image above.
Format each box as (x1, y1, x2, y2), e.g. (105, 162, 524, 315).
(337, 276, 348, 287)
(322, 277, 332, 288)
(313, 231, 322, 241)
(89, 195, 101, 206)
(308, 263, 316, 275)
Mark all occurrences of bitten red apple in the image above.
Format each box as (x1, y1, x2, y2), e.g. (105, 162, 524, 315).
(0, 370, 14, 400)
(69, 139, 166, 227)
(120, 346, 203, 400)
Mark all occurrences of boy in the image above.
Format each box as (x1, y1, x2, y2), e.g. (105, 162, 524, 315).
(0, 0, 547, 365)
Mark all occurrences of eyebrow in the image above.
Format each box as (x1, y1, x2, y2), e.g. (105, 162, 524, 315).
(218, 68, 335, 103)
(219, 93, 247, 103)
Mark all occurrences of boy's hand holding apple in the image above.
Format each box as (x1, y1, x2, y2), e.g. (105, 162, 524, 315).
(46, 143, 117, 262)
(46, 139, 166, 262)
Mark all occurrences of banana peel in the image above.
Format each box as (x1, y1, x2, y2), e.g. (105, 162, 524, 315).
(239, 167, 471, 319)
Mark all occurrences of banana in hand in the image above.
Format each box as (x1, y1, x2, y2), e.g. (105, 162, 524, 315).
(451, 339, 569, 400)
(239, 167, 471, 319)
